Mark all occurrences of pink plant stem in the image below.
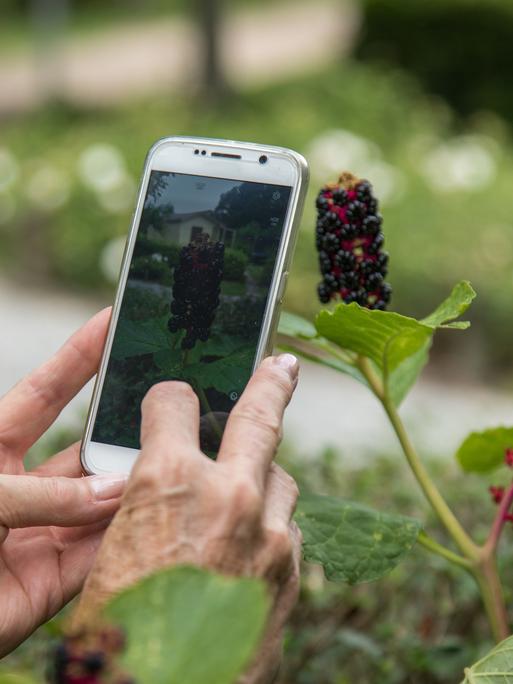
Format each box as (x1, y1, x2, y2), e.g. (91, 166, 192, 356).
(485, 480, 513, 553)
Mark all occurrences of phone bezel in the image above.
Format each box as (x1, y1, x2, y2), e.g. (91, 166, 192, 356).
(81, 136, 309, 475)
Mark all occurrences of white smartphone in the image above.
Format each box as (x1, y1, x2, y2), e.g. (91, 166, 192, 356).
(80, 136, 309, 475)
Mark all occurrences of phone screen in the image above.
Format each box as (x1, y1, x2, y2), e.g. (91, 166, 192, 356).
(91, 170, 292, 454)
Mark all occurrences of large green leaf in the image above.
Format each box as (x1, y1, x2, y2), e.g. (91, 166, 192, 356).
(456, 427, 513, 473)
(295, 492, 421, 584)
(105, 566, 269, 684)
(314, 281, 475, 404)
(111, 315, 172, 360)
(461, 634, 513, 683)
(315, 304, 432, 376)
(422, 281, 476, 329)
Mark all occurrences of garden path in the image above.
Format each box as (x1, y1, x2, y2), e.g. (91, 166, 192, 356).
(0, 0, 358, 114)
(2, 276, 513, 464)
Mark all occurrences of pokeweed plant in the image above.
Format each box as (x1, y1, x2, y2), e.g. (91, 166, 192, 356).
(281, 172, 513, 653)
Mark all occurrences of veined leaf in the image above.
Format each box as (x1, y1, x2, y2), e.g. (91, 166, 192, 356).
(295, 492, 421, 584)
(315, 304, 432, 376)
(456, 426, 513, 473)
(422, 281, 476, 329)
(461, 634, 513, 683)
(111, 315, 172, 360)
(105, 566, 269, 684)
(315, 281, 475, 405)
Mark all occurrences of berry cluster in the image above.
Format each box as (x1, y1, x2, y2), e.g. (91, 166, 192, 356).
(168, 233, 225, 350)
(489, 447, 513, 524)
(315, 172, 391, 309)
(52, 627, 132, 683)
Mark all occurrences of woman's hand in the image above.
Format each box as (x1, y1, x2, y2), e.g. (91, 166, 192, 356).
(0, 309, 126, 656)
(72, 354, 301, 684)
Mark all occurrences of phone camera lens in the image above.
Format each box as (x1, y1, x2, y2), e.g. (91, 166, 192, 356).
(259, 155, 268, 165)
(194, 149, 199, 155)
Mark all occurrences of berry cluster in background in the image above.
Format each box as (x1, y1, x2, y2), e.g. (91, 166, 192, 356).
(168, 233, 225, 350)
(315, 172, 392, 309)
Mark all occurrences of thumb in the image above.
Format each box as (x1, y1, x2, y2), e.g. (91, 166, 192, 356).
(0, 473, 127, 542)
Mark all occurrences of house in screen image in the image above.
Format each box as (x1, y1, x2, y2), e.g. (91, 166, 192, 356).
(147, 210, 236, 248)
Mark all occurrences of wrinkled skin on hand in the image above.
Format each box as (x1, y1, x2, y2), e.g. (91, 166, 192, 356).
(73, 354, 302, 684)
(0, 309, 126, 656)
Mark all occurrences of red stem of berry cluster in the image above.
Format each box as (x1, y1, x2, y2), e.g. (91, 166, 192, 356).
(485, 480, 513, 554)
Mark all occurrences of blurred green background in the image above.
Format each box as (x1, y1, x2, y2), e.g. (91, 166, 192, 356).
(1, 0, 513, 682)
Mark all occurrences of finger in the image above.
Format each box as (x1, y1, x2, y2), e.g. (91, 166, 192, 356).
(0, 308, 111, 459)
(58, 530, 105, 607)
(30, 442, 82, 478)
(53, 516, 113, 546)
(0, 473, 126, 539)
(129, 381, 202, 491)
(218, 354, 299, 492)
(262, 464, 299, 529)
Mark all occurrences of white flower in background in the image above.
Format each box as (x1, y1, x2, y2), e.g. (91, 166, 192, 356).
(26, 164, 70, 211)
(0, 148, 19, 192)
(0, 193, 15, 225)
(96, 174, 136, 214)
(306, 129, 404, 204)
(100, 235, 126, 283)
(78, 143, 126, 193)
(422, 135, 497, 193)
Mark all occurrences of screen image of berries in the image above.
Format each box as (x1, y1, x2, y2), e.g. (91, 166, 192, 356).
(168, 232, 225, 350)
(315, 172, 392, 310)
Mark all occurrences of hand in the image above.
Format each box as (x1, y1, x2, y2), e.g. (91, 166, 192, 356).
(0, 309, 126, 656)
(72, 354, 301, 684)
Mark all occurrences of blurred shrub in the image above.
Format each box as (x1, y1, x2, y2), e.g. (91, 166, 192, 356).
(129, 255, 172, 284)
(134, 235, 180, 266)
(356, 0, 513, 120)
(223, 247, 248, 282)
(2, 63, 513, 372)
(122, 285, 168, 321)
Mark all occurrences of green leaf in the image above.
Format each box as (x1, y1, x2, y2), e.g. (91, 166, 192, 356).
(105, 566, 269, 684)
(456, 426, 513, 473)
(315, 303, 432, 376)
(182, 347, 254, 395)
(422, 281, 476, 329)
(0, 675, 39, 684)
(388, 339, 432, 406)
(295, 492, 421, 584)
(278, 311, 317, 339)
(111, 315, 172, 360)
(461, 634, 513, 683)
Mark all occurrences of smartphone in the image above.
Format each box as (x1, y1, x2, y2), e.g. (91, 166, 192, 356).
(80, 136, 308, 475)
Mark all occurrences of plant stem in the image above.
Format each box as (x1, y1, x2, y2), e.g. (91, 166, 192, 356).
(473, 556, 509, 642)
(356, 356, 479, 560)
(417, 531, 472, 570)
(484, 480, 513, 555)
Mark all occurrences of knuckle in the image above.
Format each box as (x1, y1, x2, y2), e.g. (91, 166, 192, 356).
(229, 477, 263, 524)
(271, 464, 299, 502)
(264, 524, 294, 566)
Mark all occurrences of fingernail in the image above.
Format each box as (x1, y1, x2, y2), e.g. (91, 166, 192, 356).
(274, 353, 299, 380)
(88, 474, 128, 501)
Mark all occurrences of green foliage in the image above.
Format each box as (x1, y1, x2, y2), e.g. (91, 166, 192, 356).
(111, 314, 172, 360)
(281, 281, 475, 406)
(105, 566, 269, 684)
(296, 492, 421, 584)
(134, 236, 180, 267)
(456, 427, 513, 474)
(129, 255, 172, 284)
(357, 0, 513, 119)
(461, 634, 513, 683)
(223, 248, 248, 282)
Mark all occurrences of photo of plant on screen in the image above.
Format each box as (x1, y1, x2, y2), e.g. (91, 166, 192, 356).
(92, 171, 291, 453)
